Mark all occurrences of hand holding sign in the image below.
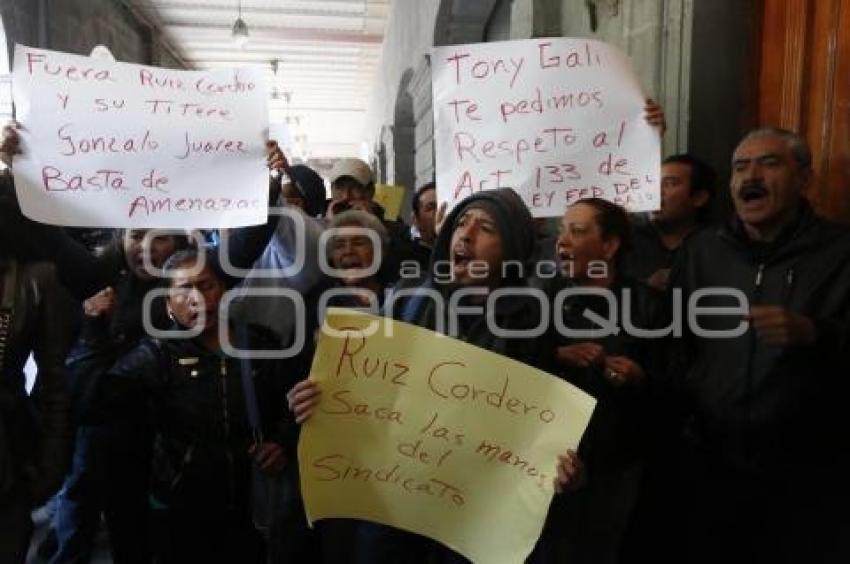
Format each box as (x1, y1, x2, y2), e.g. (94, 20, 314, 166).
(298, 308, 596, 564)
(287, 379, 321, 424)
(0, 120, 22, 168)
(643, 98, 666, 134)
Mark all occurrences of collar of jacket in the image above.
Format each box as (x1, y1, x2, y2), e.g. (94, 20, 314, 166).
(635, 215, 705, 252)
(160, 322, 227, 357)
(717, 200, 840, 263)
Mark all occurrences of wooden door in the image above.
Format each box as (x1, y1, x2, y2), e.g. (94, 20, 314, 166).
(758, 0, 850, 223)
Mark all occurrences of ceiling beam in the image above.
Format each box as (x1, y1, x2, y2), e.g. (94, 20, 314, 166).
(163, 24, 383, 44)
(144, 0, 382, 18)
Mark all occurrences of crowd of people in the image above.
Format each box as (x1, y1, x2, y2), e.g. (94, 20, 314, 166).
(1, 102, 849, 564)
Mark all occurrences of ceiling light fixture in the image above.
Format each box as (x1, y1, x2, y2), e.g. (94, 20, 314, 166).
(232, 0, 249, 48)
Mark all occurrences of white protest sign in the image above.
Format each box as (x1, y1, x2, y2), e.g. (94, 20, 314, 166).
(11, 44, 270, 228)
(432, 38, 661, 216)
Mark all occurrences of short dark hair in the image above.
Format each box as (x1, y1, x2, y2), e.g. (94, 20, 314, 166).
(411, 182, 436, 216)
(574, 198, 633, 264)
(662, 153, 717, 201)
(161, 248, 223, 286)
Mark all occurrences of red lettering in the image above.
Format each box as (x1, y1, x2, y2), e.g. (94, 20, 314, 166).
(446, 52, 471, 84)
(447, 99, 480, 124)
(538, 42, 559, 68)
(41, 166, 126, 193)
(26, 52, 45, 75)
(453, 132, 479, 163)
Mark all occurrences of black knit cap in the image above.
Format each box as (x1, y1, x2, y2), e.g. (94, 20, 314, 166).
(431, 188, 534, 274)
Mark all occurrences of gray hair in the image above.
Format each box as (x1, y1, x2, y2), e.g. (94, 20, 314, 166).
(325, 209, 389, 269)
(327, 209, 389, 247)
(739, 127, 812, 170)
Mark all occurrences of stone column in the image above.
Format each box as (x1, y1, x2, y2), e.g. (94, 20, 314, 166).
(511, 0, 563, 38)
(409, 55, 435, 192)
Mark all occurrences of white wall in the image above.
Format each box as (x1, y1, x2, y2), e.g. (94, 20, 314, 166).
(363, 0, 442, 151)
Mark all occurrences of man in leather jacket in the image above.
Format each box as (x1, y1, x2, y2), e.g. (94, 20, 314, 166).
(92, 248, 293, 563)
(670, 127, 850, 563)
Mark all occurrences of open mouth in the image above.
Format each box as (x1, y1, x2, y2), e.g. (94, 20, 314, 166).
(339, 255, 365, 269)
(740, 184, 768, 203)
(452, 247, 473, 268)
(558, 251, 575, 263)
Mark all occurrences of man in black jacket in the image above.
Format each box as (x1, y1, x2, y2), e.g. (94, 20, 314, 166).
(624, 154, 716, 290)
(93, 249, 293, 563)
(670, 127, 850, 563)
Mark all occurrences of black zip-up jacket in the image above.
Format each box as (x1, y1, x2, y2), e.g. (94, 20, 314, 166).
(670, 203, 850, 476)
(623, 216, 706, 284)
(93, 328, 295, 516)
(0, 258, 74, 503)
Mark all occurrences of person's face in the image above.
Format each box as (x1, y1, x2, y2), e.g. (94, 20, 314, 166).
(652, 162, 708, 226)
(556, 203, 620, 283)
(449, 207, 504, 288)
(413, 188, 438, 244)
(730, 135, 809, 235)
(123, 230, 179, 280)
(167, 263, 225, 333)
(281, 182, 305, 209)
(331, 228, 377, 285)
(331, 177, 371, 205)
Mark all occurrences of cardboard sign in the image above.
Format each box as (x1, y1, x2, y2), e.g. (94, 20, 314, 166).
(432, 37, 661, 217)
(373, 183, 406, 221)
(11, 45, 269, 228)
(299, 308, 596, 563)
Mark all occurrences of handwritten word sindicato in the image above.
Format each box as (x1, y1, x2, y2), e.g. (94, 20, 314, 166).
(311, 454, 466, 507)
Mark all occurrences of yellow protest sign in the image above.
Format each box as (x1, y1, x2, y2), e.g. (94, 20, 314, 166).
(298, 308, 596, 564)
(373, 184, 406, 221)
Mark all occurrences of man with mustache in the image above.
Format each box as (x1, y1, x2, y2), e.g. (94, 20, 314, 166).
(669, 128, 850, 563)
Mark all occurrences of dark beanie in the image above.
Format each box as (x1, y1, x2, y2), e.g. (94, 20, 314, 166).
(431, 188, 534, 270)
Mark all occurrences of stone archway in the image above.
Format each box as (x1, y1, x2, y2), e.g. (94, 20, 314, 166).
(401, 0, 502, 200)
